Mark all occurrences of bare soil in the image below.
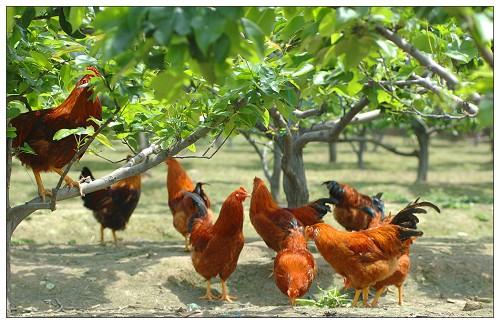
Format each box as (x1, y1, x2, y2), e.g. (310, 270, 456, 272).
(9, 236, 493, 317)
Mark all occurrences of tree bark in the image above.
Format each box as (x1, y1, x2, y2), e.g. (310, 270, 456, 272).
(356, 127, 367, 169)
(270, 141, 282, 201)
(282, 145, 309, 207)
(6, 136, 12, 313)
(328, 142, 337, 163)
(412, 118, 430, 183)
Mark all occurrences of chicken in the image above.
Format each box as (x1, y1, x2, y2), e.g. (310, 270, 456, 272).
(285, 198, 333, 226)
(166, 157, 211, 251)
(188, 187, 250, 302)
(273, 219, 316, 306)
(323, 180, 385, 231)
(10, 67, 102, 201)
(304, 198, 439, 307)
(79, 165, 141, 244)
(250, 177, 335, 252)
(370, 199, 440, 307)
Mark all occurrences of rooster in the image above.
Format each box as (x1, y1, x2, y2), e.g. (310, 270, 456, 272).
(188, 187, 250, 302)
(250, 177, 335, 252)
(274, 219, 316, 306)
(79, 165, 141, 244)
(166, 158, 211, 251)
(369, 199, 440, 307)
(10, 66, 102, 201)
(323, 180, 385, 231)
(305, 198, 439, 307)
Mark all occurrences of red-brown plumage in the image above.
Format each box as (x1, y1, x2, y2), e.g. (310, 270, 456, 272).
(325, 181, 384, 231)
(285, 198, 333, 226)
(190, 187, 250, 302)
(80, 165, 141, 244)
(10, 67, 102, 199)
(274, 228, 316, 306)
(11, 67, 102, 172)
(166, 158, 212, 250)
(250, 177, 298, 252)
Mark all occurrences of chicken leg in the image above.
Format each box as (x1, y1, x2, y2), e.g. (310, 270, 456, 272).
(184, 235, 191, 252)
(397, 285, 403, 306)
(219, 280, 237, 302)
(33, 170, 52, 201)
(362, 287, 370, 307)
(52, 168, 80, 188)
(352, 289, 361, 307)
(371, 288, 384, 307)
(200, 280, 217, 301)
(112, 230, 118, 245)
(99, 224, 105, 245)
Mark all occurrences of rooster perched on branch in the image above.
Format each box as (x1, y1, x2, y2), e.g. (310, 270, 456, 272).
(10, 66, 102, 201)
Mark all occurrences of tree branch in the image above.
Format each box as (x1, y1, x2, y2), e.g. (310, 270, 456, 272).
(337, 137, 419, 157)
(241, 131, 273, 181)
(293, 102, 327, 119)
(375, 25, 459, 89)
(294, 97, 374, 149)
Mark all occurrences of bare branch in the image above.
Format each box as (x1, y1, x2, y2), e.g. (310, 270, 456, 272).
(241, 131, 273, 181)
(375, 25, 459, 89)
(337, 137, 419, 157)
(293, 103, 327, 119)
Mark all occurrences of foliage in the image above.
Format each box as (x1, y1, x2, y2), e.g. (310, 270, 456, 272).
(295, 286, 350, 308)
(7, 6, 492, 158)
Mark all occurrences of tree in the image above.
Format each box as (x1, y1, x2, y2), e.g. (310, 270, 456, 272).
(6, 6, 279, 310)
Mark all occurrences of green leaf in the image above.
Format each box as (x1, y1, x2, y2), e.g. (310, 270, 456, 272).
(74, 55, 98, 67)
(335, 36, 373, 69)
(20, 143, 37, 155)
(186, 143, 196, 152)
(95, 133, 114, 149)
(280, 15, 305, 40)
(30, 51, 51, 69)
(53, 127, 93, 141)
(473, 13, 493, 42)
(241, 17, 265, 58)
(173, 7, 191, 35)
(319, 11, 337, 37)
(336, 7, 359, 27)
(412, 31, 438, 53)
(214, 34, 231, 63)
(20, 7, 36, 28)
(262, 108, 270, 128)
(7, 126, 17, 139)
(7, 7, 16, 33)
(292, 63, 314, 77)
(375, 39, 398, 58)
(192, 14, 226, 56)
(67, 7, 86, 33)
(295, 299, 316, 306)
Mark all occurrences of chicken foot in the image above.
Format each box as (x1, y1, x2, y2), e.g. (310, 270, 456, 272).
(219, 280, 237, 302)
(352, 289, 361, 307)
(184, 235, 191, 252)
(33, 170, 52, 201)
(52, 168, 80, 189)
(200, 280, 218, 301)
(397, 285, 403, 306)
(99, 225, 105, 245)
(362, 287, 370, 307)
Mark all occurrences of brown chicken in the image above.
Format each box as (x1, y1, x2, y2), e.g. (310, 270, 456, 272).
(304, 199, 439, 307)
(166, 157, 211, 251)
(324, 180, 385, 231)
(274, 219, 316, 306)
(10, 67, 102, 201)
(189, 187, 250, 302)
(369, 199, 440, 307)
(80, 165, 141, 244)
(250, 177, 334, 252)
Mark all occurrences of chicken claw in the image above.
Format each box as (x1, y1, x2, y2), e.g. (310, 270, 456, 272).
(200, 281, 218, 301)
(219, 280, 237, 303)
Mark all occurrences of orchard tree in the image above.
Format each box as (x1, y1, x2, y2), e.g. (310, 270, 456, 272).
(230, 7, 491, 206)
(6, 6, 280, 310)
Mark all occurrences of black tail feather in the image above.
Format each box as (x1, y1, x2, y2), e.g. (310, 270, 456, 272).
(80, 166, 95, 181)
(391, 198, 440, 240)
(186, 192, 209, 233)
(310, 198, 336, 217)
(399, 228, 424, 241)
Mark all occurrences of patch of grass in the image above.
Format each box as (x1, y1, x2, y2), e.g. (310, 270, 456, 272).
(296, 286, 350, 308)
(474, 213, 490, 222)
(11, 238, 36, 246)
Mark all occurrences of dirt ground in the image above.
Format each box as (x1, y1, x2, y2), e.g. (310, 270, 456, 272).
(9, 236, 493, 318)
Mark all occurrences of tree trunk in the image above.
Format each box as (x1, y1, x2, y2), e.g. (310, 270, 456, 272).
(412, 119, 430, 183)
(356, 127, 367, 169)
(6, 136, 12, 313)
(282, 146, 309, 208)
(270, 141, 282, 201)
(371, 132, 384, 152)
(328, 142, 337, 163)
